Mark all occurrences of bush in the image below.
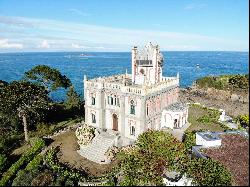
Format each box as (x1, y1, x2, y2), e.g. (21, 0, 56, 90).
(44, 148, 86, 183)
(183, 132, 196, 151)
(0, 138, 45, 186)
(236, 115, 249, 128)
(12, 169, 39, 186)
(187, 158, 232, 186)
(31, 170, 54, 186)
(0, 154, 7, 173)
(116, 130, 189, 186)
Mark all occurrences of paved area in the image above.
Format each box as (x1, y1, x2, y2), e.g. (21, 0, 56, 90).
(172, 122, 191, 141)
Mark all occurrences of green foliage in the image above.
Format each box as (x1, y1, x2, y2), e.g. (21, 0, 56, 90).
(0, 138, 45, 186)
(44, 147, 86, 183)
(24, 65, 72, 92)
(228, 74, 249, 89)
(236, 114, 249, 128)
(116, 130, 188, 186)
(0, 81, 51, 141)
(196, 74, 249, 91)
(0, 154, 7, 173)
(31, 170, 54, 186)
(64, 86, 81, 110)
(187, 158, 232, 186)
(12, 168, 40, 186)
(0, 80, 8, 88)
(197, 107, 220, 124)
(183, 132, 196, 151)
(0, 132, 23, 155)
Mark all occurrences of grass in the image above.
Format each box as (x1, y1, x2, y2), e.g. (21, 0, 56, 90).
(29, 118, 83, 139)
(12, 118, 83, 156)
(186, 104, 227, 132)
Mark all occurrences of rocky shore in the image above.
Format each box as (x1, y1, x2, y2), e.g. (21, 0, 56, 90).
(179, 86, 249, 118)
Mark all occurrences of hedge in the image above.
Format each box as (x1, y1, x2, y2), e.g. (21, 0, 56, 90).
(0, 138, 45, 186)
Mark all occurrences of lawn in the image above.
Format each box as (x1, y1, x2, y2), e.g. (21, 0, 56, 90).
(186, 104, 227, 132)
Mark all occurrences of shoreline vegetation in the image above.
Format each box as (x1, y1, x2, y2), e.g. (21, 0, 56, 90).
(0, 65, 249, 186)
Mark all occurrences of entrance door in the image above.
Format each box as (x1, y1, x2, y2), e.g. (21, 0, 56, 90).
(174, 119, 178, 128)
(112, 114, 118, 131)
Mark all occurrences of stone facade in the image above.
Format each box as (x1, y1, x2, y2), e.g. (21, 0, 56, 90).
(84, 42, 183, 140)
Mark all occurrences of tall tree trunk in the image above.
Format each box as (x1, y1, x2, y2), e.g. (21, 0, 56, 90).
(22, 115, 29, 142)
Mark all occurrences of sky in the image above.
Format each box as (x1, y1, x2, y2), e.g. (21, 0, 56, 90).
(0, 0, 249, 52)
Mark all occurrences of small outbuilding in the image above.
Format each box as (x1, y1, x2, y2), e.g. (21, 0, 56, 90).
(161, 102, 188, 129)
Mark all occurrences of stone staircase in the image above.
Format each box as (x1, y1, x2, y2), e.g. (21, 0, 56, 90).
(77, 132, 116, 164)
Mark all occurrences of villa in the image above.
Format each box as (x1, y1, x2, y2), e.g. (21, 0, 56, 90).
(84, 42, 188, 140)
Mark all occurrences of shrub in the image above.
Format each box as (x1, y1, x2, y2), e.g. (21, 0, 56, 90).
(183, 132, 196, 151)
(0, 154, 7, 173)
(44, 147, 86, 183)
(12, 169, 39, 186)
(0, 138, 45, 186)
(31, 170, 54, 186)
(116, 130, 189, 186)
(236, 115, 249, 128)
(187, 158, 232, 186)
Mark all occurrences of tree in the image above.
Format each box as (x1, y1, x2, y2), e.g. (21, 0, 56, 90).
(0, 80, 8, 88)
(0, 81, 50, 142)
(64, 86, 81, 110)
(186, 158, 232, 186)
(24, 65, 72, 92)
(116, 130, 188, 185)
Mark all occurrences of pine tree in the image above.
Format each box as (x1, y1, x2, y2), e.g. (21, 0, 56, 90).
(64, 86, 81, 110)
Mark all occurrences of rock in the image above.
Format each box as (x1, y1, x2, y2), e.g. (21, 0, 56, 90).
(230, 94, 239, 102)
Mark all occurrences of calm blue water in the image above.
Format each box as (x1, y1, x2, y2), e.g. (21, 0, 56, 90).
(0, 51, 249, 101)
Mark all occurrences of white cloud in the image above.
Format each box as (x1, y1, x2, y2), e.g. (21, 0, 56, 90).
(184, 3, 207, 10)
(68, 8, 91, 16)
(38, 40, 50, 48)
(0, 16, 248, 51)
(71, 43, 83, 49)
(0, 39, 23, 49)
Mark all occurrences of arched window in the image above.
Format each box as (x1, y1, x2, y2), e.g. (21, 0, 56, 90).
(92, 113, 96, 123)
(146, 104, 149, 116)
(111, 97, 113, 105)
(130, 100, 135, 115)
(117, 98, 120, 107)
(130, 126, 135, 136)
(91, 97, 95, 105)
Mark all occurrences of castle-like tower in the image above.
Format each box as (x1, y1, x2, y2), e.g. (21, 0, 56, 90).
(84, 42, 187, 140)
(132, 42, 164, 85)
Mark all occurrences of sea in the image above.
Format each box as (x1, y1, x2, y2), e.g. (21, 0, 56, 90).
(0, 51, 249, 101)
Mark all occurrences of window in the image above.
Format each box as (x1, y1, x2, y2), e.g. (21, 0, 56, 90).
(117, 98, 120, 106)
(130, 100, 135, 115)
(91, 97, 95, 105)
(92, 113, 96, 123)
(146, 105, 149, 116)
(111, 97, 113, 105)
(108, 96, 110, 104)
(130, 126, 135, 136)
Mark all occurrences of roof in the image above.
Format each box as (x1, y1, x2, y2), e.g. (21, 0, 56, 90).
(203, 134, 249, 186)
(164, 102, 187, 112)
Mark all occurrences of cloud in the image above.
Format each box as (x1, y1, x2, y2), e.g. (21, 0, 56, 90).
(38, 40, 50, 48)
(68, 8, 91, 16)
(0, 16, 248, 52)
(184, 3, 207, 10)
(0, 39, 23, 49)
(0, 16, 34, 27)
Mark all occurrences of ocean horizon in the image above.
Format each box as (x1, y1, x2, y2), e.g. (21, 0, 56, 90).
(0, 51, 249, 101)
